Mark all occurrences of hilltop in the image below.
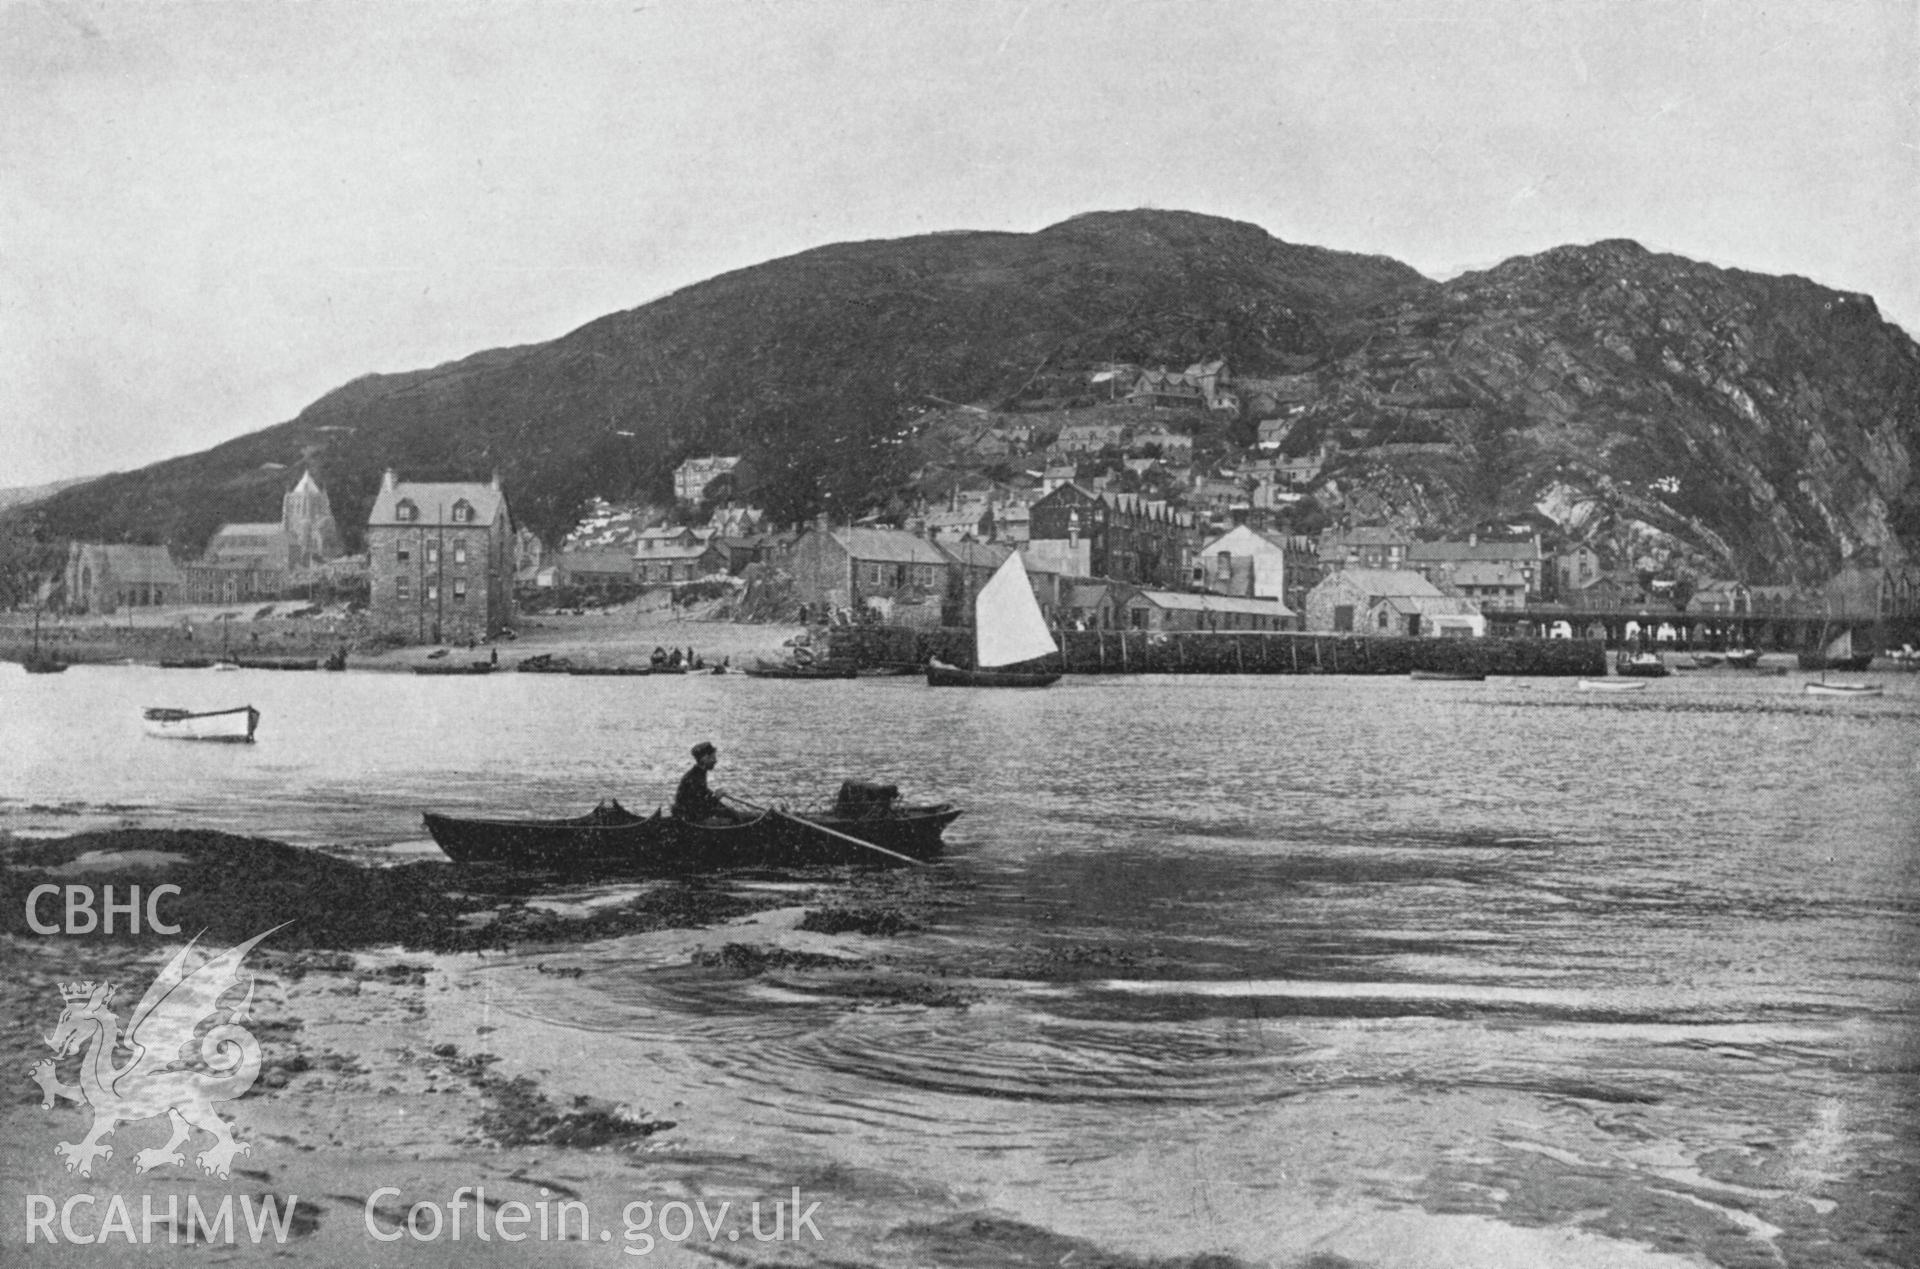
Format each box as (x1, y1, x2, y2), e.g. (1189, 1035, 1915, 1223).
(12, 211, 1919, 584)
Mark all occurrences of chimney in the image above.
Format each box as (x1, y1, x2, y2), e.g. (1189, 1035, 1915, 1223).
(1468, 532, 1478, 547)
(380, 469, 396, 492)
(490, 469, 501, 490)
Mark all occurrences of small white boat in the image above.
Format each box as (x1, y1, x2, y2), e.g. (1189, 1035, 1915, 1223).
(142, 705, 260, 742)
(1804, 681, 1883, 698)
(1577, 678, 1648, 693)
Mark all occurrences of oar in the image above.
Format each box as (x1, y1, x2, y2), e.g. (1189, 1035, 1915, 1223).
(721, 793, 928, 867)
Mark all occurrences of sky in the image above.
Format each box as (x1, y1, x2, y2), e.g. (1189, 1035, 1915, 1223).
(3, 0, 1915, 488)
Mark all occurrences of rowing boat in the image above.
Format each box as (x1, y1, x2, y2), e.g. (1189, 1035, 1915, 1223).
(1408, 670, 1484, 682)
(1804, 681, 1883, 698)
(1577, 678, 1648, 693)
(142, 704, 260, 742)
(424, 782, 959, 871)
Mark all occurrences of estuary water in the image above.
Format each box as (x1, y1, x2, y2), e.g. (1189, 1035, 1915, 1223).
(4, 662, 1918, 1266)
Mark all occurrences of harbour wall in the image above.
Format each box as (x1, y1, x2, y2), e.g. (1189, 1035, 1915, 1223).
(831, 626, 1608, 677)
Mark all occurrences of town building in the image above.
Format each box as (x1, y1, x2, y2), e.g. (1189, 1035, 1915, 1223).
(557, 548, 638, 589)
(1406, 536, 1544, 599)
(1441, 562, 1529, 610)
(789, 525, 951, 621)
(1128, 359, 1239, 415)
(1056, 423, 1129, 453)
(673, 455, 741, 505)
(63, 543, 184, 614)
(1553, 545, 1602, 597)
(1029, 484, 1191, 587)
(632, 540, 727, 585)
(1122, 589, 1293, 631)
(366, 470, 515, 643)
(1317, 526, 1412, 571)
(1303, 567, 1484, 637)
(1195, 525, 1289, 601)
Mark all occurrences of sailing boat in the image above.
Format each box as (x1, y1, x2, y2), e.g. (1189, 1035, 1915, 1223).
(927, 551, 1061, 688)
(1796, 626, 1874, 672)
(22, 607, 67, 674)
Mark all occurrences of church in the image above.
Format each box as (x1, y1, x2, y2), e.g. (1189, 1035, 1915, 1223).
(182, 471, 346, 604)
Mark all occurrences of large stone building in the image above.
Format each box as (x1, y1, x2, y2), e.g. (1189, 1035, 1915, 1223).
(789, 525, 951, 623)
(63, 543, 184, 614)
(1029, 484, 1191, 587)
(366, 470, 515, 643)
(1303, 567, 1484, 637)
(674, 455, 740, 505)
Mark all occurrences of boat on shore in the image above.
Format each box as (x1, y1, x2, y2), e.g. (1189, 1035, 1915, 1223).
(1408, 670, 1484, 682)
(234, 656, 319, 671)
(142, 704, 260, 742)
(564, 665, 652, 676)
(1615, 650, 1670, 678)
(1578, 678, 1649, 693)
(159, 657, 214, 669)
(744, 660, 858, 679)
(414, 662, 495, 676)
(928, 550, 1060, 688)
(1720, 648, 1760, 669)
(1804, 680, 1883, 698)
(423, 781, 959, 871)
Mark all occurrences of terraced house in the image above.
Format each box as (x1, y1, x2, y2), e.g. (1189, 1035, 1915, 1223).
(366, 470, 515, 643)
(1029, 483, 1191, 587)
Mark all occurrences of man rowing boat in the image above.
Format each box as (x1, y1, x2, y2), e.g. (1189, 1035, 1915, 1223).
(672, 741, 741, 824)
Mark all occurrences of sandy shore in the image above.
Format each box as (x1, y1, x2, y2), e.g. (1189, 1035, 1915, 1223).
(2, 829, 1166, 1269)
(0, 601, 807, 674)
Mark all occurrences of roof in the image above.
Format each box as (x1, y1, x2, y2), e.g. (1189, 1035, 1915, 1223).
(631, 543, 721, 562)
(1130, 589, 1295, 617)
(1324, 526, 1409, 546)
(1376, 593, 1483, 617)
(77, 543, 184, 585)
(1407, 540, 1541, 563)
(369, 480, 505, 527)
(212, 522, 285, 539)
(1316, 567, 1445, 599)
(832, 527, 950, 566)
(559, 548, 636, 573)
(1447, 562, 1527, 587)
(1200, 525, 1289, 556)
(1065, 582, 1118, 609)
(940, 540, 1015, 569)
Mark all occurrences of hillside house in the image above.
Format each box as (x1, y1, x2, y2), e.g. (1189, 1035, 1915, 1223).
(558, 548, 639, 589)
(1553, 545, 1602, 597)
(632, 541, 726, 584)
(1057, 423, 1129, 453)
(1303, 567, 1484, 637)
(1128, 427, 1193, 460)
(673, 455, 741, 504)
(63, 543, 184, 614)
(366, 470, 515, 643)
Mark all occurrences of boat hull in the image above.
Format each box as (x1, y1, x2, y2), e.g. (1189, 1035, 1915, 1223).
(1577, 678, 1648, 692)
(1408, 671, 1484, 682)
(424, 801, 959, 871)
(926, 657, 1060, 688)
(1804, 681, 1883, 697)
(142, 705, 259, 742)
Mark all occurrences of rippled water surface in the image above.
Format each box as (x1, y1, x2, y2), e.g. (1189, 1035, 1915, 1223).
(5, 663, 1918, 1265)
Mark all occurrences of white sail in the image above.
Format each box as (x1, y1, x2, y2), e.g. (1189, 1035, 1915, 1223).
(1825, 629, 1853, 660)
(975, 551, 1058, 669)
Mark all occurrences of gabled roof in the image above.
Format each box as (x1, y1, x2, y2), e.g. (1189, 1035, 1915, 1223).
(831, 527, 950, 566)
(1130, 589, 1294, 617)
(1317, 567, 1444, 598)
(1447, 562, 1528, 587)
(76, 543, 184, 584)
(632, 542, 722, 562)
(370, 480, 505, 527)
(210, 523, 286, 541)
(939, 540, 1014, 569)
(1407, 540, 1541, 563)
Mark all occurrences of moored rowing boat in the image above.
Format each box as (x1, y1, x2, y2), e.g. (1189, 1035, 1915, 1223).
(142, 704, 260, 742)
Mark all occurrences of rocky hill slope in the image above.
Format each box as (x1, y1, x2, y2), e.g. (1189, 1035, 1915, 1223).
(14, 211, 1918, 583)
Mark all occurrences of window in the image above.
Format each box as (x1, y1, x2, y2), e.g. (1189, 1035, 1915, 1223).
(396, 500, 417, 522)
(454, 543, 467, 565)
(1333, 604, 1354, 632)
(427, 545, 439, 564)
(451, 500, 472, 524)
(1216, 551, 1232, 580)
(397, 545, 410, 563)
(427, 582, 439, 601)
(453, 578, 467, 600)
(396, 576, 411, 601)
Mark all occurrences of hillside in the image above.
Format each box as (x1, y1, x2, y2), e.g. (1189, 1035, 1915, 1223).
(12, 211, 1919, 583)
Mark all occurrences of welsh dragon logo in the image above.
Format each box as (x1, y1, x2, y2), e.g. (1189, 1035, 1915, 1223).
(29, 926, 285, 1180)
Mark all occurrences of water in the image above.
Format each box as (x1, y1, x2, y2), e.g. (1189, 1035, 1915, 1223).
(4, 663, 1918, 1264)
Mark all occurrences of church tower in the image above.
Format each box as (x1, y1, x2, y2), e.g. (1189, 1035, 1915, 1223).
(281, 471, 344, 568)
